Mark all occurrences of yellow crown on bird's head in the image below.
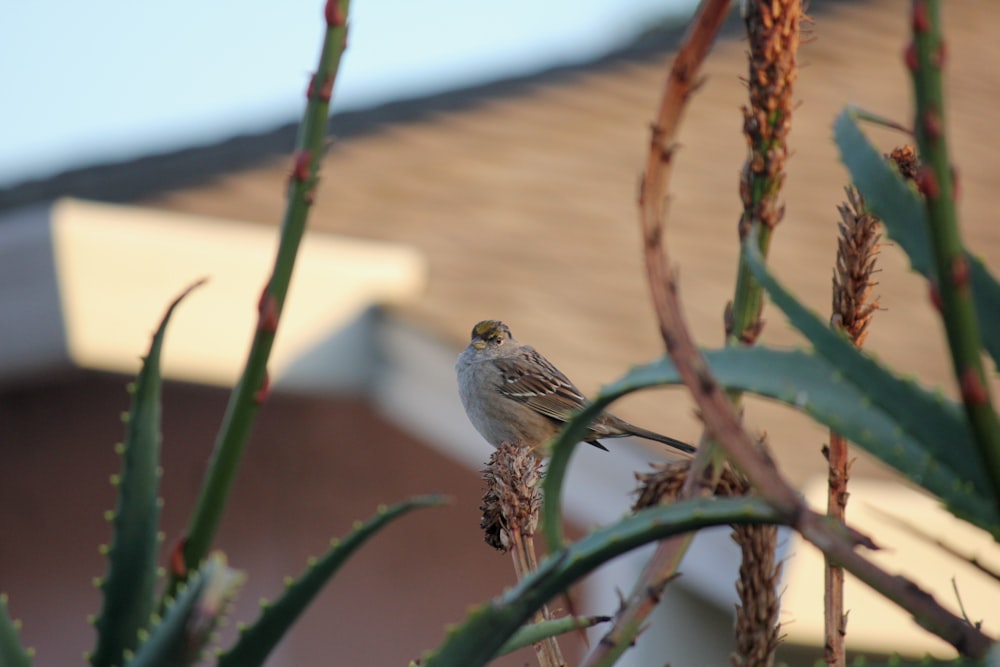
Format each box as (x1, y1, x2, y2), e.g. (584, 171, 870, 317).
(470, 320, 512, 345)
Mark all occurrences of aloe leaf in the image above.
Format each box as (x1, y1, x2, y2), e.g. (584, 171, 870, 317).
(90, 280, 204, 667)
(0, 594, 32, 667)
(606, 348, 998, 537)
(541, 397, 609, 553)
(739, 234, 998, 533)
(126, 553, 243, 667)
(423, 496, 780, 667)
(496, 615, 610, 657)
(846, 658, 988, 667)
(217, 495, 447, 667)
(741, 229, 984, 487)
(834, 107, 1000, 368)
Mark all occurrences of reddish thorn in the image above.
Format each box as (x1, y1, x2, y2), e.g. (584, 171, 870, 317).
(912, 0, 930, 33)
(257, 290, 279, 333)
(960, 367, 988, 406)
(308, 73, 334, 102)
(319, 75, 333, 102)
(951, 255, 970, 289)
(291, 150, 312, 183)
(254, 371, 271, 404)
(303, 187, 316, 206)
(923, 108, 942, 142)
(928, 281, 943, 312)
(904, 43, 918, 71)
(933, 42, 947, 68)
(324, 0, 345, 26)
(169, 538, 188, 579)
(917, 166, 940, 198)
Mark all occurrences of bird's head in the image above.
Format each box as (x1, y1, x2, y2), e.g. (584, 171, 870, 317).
(469, 320, 513, 351)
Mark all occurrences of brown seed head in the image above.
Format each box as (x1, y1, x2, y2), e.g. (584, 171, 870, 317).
(831, 186, 881, 347)
(480, 442, 543, 552)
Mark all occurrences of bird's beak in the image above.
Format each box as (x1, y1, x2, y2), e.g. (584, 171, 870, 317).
(472, 340, 486, 350)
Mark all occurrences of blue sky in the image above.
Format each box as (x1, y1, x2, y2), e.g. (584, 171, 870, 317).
(1, 0, 693, 187)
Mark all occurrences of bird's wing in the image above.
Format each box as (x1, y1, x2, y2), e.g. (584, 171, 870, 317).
(490, 348, 587, 423)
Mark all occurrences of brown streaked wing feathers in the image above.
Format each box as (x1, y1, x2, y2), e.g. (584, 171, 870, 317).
(490, 348, 587, 423)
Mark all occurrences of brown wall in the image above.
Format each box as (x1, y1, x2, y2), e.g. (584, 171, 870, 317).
(0, 371, 567, 665)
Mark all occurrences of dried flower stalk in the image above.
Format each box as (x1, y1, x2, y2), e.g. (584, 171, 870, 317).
(824, 183, 882, 667)
(634, 460, 749, 510)
(732, 520, 783, 667)
(730, 440, 782, 667)
(482, 442, 564, 667)
(731, 0, 804, 345)
(831, 186, 882, 347)
(634, 457, 783, 667)
(729, 0, 802, 653)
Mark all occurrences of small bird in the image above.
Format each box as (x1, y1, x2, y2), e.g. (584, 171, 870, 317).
(456, 320, 695, 455)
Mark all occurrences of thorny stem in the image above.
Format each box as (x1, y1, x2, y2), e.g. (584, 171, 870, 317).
(823, 432, 850, 667)
(579, 2, 734, 665)
(165, 0, 352, 598)
(907, 0, 1000, 511)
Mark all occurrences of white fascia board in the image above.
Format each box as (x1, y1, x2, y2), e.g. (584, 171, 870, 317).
(0, 198, 426, 391)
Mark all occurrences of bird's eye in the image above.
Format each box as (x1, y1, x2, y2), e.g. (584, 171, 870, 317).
(491, 336, 503, 345)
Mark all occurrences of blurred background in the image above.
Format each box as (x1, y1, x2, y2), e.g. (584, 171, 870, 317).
(2, 0, 999, 665)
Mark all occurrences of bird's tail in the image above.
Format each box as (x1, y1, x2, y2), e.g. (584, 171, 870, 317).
(624, 424, 696, 454)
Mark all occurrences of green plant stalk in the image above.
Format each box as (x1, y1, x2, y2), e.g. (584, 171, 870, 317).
(171, 0, 352, 588)
(730, 212, 773, 346)
(908, 0, 1000, 508)
(423, 497, 782, 667)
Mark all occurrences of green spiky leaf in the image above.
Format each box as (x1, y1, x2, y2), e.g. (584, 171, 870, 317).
(496, 615, 610, 657)
(424, 497, 780, 666)
(609, 348, 997, 536)
(834, 106, 1000, 368)
(218, 495, 447, 667)
(842, 656, 989, 667)
(0, 594, 32, 667)
(126, 553, 243, 667)
(91, 280, 204, 667)
(740, 233, 998, 534)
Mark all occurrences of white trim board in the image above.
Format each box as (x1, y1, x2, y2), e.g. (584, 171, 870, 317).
(0, 198, 426, 391)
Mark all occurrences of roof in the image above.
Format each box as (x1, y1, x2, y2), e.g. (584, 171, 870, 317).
(133, 0, 1000, 486)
